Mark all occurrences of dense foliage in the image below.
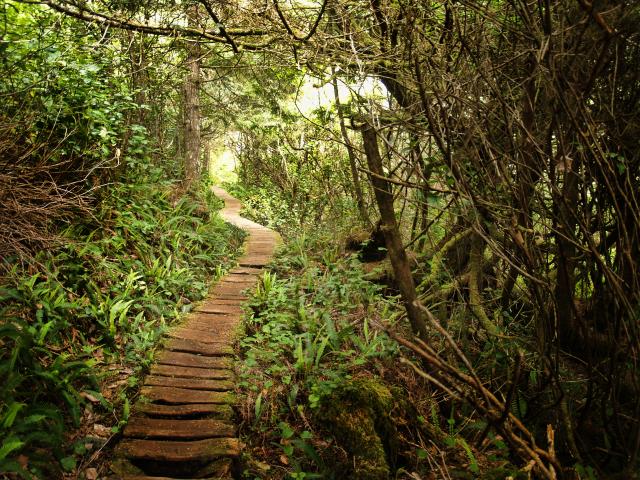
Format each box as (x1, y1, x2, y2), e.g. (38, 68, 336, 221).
(2, 0, 639, 478)
(223, 2, 640, 477)
(0, 2, 244, 477)
(0, 178, 243, 476)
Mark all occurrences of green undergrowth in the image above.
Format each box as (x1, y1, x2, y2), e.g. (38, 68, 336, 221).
(238, 234, 399, 479)
(0, 178, 245, 478)
(237, 234, 512, 479)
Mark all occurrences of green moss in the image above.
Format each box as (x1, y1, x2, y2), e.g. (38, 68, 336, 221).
(319, 377, 399, 480)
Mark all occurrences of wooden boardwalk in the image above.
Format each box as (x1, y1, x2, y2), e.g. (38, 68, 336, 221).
(111, 187, 280, 479)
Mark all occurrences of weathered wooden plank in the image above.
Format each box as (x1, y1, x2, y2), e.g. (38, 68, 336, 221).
(123, 418, 235, 439)
(117, 437, 240, 462)
(150, 364, 233, 380)
(140, 386, 234, 404)
(155, 351, 232, 368)
(135, 402, 233, 419)
(164, 338, 233, 356)
(145, 375, 234, 391)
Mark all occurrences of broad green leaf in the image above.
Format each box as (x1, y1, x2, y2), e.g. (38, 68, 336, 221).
(0, 438, 24, 460)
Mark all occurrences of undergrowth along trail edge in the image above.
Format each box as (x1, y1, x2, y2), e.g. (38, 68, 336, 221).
(109, 187, 280, 479)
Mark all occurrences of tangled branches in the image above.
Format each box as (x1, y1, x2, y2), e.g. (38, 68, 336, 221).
(384, 303, 560, 479)
(0, 117, 91, 267)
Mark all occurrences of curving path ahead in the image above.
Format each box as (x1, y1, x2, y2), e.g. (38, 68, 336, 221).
(111, 187, 280, 479)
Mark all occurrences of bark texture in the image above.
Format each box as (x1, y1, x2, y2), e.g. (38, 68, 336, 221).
(182, 8, 201, 190)
(361, 124, 427, 339)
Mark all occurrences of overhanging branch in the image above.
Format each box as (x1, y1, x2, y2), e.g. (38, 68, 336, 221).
(272, 0, 327, 42)
(196, 0, 239, 53)
(20, 0, 272, 51)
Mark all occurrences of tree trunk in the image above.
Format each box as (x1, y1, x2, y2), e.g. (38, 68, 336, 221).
(361, 123, 427, 339)
(202, 138, 211, 177)
(554, 167, 580, 353)
(182, 7, 201, 190)
(129, 31, 150, 129)
(412, 134, 431, 251)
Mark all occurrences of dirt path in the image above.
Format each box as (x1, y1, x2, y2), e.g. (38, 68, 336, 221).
(110, 187, 280, 479)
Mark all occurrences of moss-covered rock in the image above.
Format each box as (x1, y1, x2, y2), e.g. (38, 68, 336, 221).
(318, 377, 399, 480)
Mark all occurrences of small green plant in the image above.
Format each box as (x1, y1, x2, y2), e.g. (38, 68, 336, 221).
(575, 463, 598, 480)
(458, 437, 480, 474)
(255, 271, 278, 303)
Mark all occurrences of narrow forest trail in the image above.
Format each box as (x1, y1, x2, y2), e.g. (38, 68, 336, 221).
(110, 187, 280, 479)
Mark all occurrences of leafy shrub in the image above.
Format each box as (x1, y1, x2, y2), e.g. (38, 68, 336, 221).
(0, 3, 141, 260)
